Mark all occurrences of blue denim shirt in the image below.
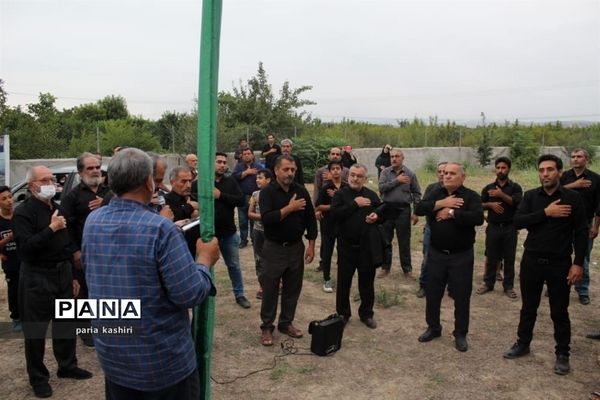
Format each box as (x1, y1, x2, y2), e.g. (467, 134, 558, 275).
(82, 198, 214, 391)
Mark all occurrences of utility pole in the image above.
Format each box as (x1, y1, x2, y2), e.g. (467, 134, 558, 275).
(246, 126, 249, 143)
(171, 124, 175, 153)
(96, 125, 100, 153)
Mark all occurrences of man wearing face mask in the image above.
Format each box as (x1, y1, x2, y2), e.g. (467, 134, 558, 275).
(61, 152, 111, 347)
(14, 165, 92, 398)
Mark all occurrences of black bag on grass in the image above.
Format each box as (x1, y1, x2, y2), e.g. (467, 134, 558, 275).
(308, 314, 344, 356)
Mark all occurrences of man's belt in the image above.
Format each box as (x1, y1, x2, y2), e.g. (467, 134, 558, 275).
(432, 246, 471, 255)
(269, 239, 302, 247)
(488, 221, 514, 227)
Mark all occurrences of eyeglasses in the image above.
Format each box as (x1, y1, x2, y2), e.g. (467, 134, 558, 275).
(85, 165, 101, 171)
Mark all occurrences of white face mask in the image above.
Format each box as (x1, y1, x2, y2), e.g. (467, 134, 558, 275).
(38, 185, 56, 200)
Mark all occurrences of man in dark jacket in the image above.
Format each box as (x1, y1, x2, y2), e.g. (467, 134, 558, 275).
(331, 163, 387, 329)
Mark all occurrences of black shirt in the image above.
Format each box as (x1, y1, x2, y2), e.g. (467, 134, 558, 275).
(481, 179, 523, 224)
(559, 168, 600, 220)
(515, 186, 587, 266)
(214, 175, 244, 239)
(415, 185, 484, 252)
(290, 154, 305, 185)
(13, 196, 74, 264)
(61, 181, 111, 251)
(165, 191, 200, 256)
(316, 181, 347, 237)
(261, 143, 282, 171)
(0, 215, 20, 272)
(259, 181, 318, 243)
(422, 181, 443, 226)
(330, 185, 385, 245)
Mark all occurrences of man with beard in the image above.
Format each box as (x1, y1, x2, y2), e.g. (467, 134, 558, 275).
(559, 148, 600, 305)
(14, 166, 92, 398)
(62, 152, 111, 347)
(261, 133, 281, 173)
(330, 164, 386, 329)
(165, 166, 199, 255)
(281, 138, 305, 185)
(504, 154, 587, 376)
(185, 153, 199, 181)
(258, 155, 317, 346)
(415, 162, 484, 352)
(476, 157, 522, 299)
(215, 152, 251, 308)
(233, 148, 262, 249)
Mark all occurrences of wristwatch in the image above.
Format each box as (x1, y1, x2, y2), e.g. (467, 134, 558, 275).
(448, 209, 455, 218)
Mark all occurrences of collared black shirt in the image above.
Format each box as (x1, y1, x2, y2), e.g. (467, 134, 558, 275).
(481, 179, 523, 224)
(61, 181, 111, 251)
(214, 175, 244, 238)
(560, 168, 600, 220)
(290, 154, 305, 185)
(422, 181, 443, 226)
(330, 185, 386, 245)
(415, 185, 484, 252)
(515, 186, 587, 266)
(316, 181, 347, 237)
(164, 191, 195, 222)
(261, 143, 282, 171)
(13, 196, 74, 264)
(259, 181, 317, 243)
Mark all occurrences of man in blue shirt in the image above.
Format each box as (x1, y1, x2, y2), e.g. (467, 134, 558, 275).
(82, 148, 218, 399)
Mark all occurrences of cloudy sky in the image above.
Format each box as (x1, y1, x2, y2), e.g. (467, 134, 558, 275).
(1, 0, 599, 123)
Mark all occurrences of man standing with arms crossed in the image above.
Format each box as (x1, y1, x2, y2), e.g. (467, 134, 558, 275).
(476, 157, 523, 299)
(559, 148, 600, 305)
(378, 149, 421, 278)
(259, 155, 317, 346)
(504, 154, 586, 375)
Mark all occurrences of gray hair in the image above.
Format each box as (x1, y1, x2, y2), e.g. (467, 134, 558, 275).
(350, 163, 368, 175)
(76, 152, 101, 172)
(445, 162, 465, 174)
(281, 138, 293, 146)
(108, 148, 153, 196)
(25, 165, 46, 183)
(147, 152, 167, 175)
(169, 166, 191, 182)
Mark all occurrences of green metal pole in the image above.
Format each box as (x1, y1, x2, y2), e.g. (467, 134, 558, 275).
(192, 0, 222, 399)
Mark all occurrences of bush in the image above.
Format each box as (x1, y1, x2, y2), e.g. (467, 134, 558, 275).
(423, 155, 439, 173)
(294, 136, 345, 182)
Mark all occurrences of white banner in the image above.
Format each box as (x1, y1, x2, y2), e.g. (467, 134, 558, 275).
(0, 135, 8, 186)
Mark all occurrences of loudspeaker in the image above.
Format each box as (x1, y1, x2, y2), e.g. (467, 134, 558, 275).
(308, 314, 345, 356)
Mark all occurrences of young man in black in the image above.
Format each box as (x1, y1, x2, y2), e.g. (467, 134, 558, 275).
(258, 155, 317, 346)
(504, 154, 587, 376)
(261, 133, 282, 172)
(330, 164, 386, 329)
(0, 186, 20, 331)
(477, 157, 523, 299)
(415, 162, 484, 352)
(315, 160, 346, 293)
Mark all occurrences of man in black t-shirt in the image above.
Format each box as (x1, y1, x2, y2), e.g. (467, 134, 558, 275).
(0, 185, 20, 331)
(261, 133, 282, 172)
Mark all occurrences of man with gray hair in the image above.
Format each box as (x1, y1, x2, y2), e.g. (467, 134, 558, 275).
(378, 149, 422, 278)
(281, 138, 304, 185)
(83, 148, 218, 399)
(165, 166, 199, 255)
(61, 152, 111, 347)
(14, 165, 92, 398)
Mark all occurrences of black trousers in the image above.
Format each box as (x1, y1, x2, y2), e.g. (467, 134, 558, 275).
(259, 240, 304, 331)
(105, 368, 200, 400)
(483, 223, 517, 289)
(20, 261, 77, 387)
(382, 206, 412, 272)
(517, 251, 572, 356)
(4, 269, 20, 320)
(425, 247, 474, 335)
(336, 242, 376, 320)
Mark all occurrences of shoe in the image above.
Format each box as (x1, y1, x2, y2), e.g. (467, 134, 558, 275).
(418, 328, 442, 342)
(278, 324, 303, 338)
(32, 383, 52, 398)
(416, 287, 426, 298)
(260, 329, 273, 346)
(554, 354, 570, 375)
(503, 342, 530, 359)
(235, 296, 251, 309)
(57, 367, 93, 380)
(315, 263, 323, 272)
(80, 335, 95, 347)
(323, 280, 333, 293)
(454, 334, 468, 352)
(504, 288, 518, 299)
(579, 295, 591, 305)
(476, 285, 493, 295)
(239, 241, 248, 249)
(256, 288, 263, 300)
(12, 319, 22, 332)
(403, 270, 413, 278)
(361, 317, 377, 329)
(586, 331, 600, 340)
(377, 269, 390, 278)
